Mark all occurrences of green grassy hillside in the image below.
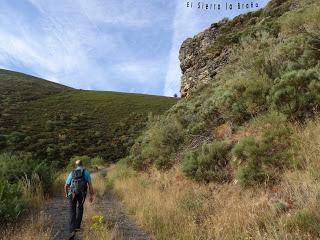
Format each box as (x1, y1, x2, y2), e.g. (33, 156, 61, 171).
(106, 0, 320, 239)
(0, 69, 177, 167)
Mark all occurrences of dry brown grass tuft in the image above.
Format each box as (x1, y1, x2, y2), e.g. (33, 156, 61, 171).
(108, 117, 320, 239)
(19, 173, 46, 209)
(81, 169, 118, 240)
(2, 212, 52, 240)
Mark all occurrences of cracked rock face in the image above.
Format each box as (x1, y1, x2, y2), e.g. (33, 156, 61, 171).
(179, 25, 230, 97)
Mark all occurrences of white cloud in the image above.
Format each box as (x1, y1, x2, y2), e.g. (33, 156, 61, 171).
(164, 0, 205, 96)
(164, 0, 271, 96)
(78, 0, 172, 28)
(0, 0, 270, 96)
(0, 0, 142, 90)
(112, 60, 161, 84)
(0, 0, 173, 94)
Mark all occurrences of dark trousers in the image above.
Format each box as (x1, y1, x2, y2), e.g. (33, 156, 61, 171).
(68, 193, 86, 233)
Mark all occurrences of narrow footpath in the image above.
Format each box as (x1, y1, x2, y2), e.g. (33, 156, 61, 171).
(43, 168, 149, 240)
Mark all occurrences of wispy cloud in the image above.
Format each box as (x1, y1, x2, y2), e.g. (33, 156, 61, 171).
(0, 0, 270, 96)
(164, 0, 270, 96)
(78, 0, 171, 28)
(0, 0, 175, 94)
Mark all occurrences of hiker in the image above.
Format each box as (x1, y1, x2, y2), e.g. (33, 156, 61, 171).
(65, 159, 94, 238)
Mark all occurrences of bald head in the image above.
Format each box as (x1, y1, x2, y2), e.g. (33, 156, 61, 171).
(75, 159, 83, 167)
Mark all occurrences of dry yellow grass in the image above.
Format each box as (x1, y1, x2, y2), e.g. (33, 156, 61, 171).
(2, 212, 52, 240)
(81, 168, 122, 240)
(4, 167, 112, 240)
(108, 117, 320, 240)
(19, 173, 46, 209)
(81, 202, 110, 240)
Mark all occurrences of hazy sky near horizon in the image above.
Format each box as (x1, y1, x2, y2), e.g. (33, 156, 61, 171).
(0, 0, 269, 96)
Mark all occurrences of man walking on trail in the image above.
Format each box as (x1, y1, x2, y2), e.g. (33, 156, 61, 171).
(65, 159, 94, 239)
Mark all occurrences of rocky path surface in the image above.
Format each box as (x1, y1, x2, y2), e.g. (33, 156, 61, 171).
(43, 196, 70, 240)
(43, 169, 149, 240)
(93, 191, 149, 240)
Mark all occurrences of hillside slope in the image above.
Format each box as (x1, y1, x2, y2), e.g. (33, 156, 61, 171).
(107, 0, 320, 239)
(0, 69, 177, 167)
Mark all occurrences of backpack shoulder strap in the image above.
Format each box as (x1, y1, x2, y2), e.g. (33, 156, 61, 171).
(71, 170, 76, 179)
(82, 168, 86, 180)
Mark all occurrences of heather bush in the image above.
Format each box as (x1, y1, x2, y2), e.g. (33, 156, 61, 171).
(182, 142, 230, 182)
(0, 181, 24, 223)
(0, 153, 54, 192)
(129, 115, 185, 170)
(0, 153, 54, 222)
(269, 69, 320, 119)
(232, 116, 293, 186)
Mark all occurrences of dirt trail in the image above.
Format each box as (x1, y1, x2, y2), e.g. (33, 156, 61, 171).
(43, 169, 149, 240)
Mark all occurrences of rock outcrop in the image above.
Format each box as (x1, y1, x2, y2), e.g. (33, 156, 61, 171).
(179, 24, 231, 97)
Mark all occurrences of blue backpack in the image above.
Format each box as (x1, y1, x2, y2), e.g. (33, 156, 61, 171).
(69, 168, 87, 196)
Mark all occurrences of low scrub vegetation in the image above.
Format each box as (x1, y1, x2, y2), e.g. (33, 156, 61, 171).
(0, 153, 54, 223)
(108, 116, 320, 239)
(232, 113, 294, 186)
(182, 141, 230, 183)
(0, 69, 177, 168)
(2, 212, 52, 240)
(126, 0, 320, 184)
(129, 115, 185, 170)
(107, 0, 320, 238)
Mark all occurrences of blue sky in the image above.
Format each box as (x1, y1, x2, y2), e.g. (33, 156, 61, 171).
(0, 0, 269, 96)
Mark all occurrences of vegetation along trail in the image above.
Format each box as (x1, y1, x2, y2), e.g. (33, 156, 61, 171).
(43, 167, 149, 240)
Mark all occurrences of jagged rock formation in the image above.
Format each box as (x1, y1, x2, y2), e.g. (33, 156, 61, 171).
(179, 24, 231, 97)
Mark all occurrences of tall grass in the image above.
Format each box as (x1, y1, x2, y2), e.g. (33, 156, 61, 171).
(81, 167, 122, 240)
(0, 153, 54, 222)
(107, 117, 320, 239)
(2, 213, 52, 240)
(19, 173, 45, 209)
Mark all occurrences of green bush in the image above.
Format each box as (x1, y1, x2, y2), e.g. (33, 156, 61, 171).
(232, 121, 293, 187)
(129, 116, 185, 170)
(182, 142, 230, 182)
(269, 69, 320, 118)
(91, 156, 104, 167)
(0, 181, 24, 223)
(0, 153, 54, 192)
(124, 0, 319, 177)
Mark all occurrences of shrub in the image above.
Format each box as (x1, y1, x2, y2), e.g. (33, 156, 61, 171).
(0, 181, 24, 223)
(0, 153, 54, 192)
(182, 142, 230, 182)
(269, 69, 320, 119)
(286, 209, 320, 236)
(233, 122, 293, 187)
(106, 158, 133, 189)
(18, 173, 45, 208)
(129, 116, 185, 170)
(91, 156, 104, 167)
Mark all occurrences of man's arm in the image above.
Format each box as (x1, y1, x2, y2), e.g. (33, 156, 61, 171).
(88, 181, 94, 202)
(85, 170, 94, 202)
(64, 184, 69, 198)
(88, 182, 94, 195)
(65, 173, 72, 198)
